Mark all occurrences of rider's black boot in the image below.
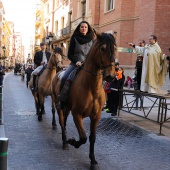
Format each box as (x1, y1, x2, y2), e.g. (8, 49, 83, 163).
(32, 75, 37, 91)
(58, 80, 72, 102)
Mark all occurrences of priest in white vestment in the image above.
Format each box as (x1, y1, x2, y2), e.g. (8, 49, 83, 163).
(129, 35, 167, 93)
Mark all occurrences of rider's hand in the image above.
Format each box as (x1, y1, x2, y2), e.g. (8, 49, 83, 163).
(128, 43, 134, 47)
(76, 61, 82, 66)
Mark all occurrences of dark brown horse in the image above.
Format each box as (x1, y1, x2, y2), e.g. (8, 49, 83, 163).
(29, 48, 63, 129)
(52, 33, 116, 169)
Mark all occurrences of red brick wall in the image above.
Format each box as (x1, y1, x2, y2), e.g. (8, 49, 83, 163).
(69, 0, 170, 65)
(154, 0, 170, 55)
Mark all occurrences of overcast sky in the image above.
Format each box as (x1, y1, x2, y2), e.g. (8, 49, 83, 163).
(3, 0, 36, 57)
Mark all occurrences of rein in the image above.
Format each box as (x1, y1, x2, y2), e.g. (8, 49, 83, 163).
(47, 61, 62, 70)
(81, 67, 104, 76)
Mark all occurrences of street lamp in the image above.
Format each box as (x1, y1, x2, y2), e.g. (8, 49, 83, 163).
(48, 34, 53, 43)
(45, 33, 54, 51)
(45, 37, 49, 44)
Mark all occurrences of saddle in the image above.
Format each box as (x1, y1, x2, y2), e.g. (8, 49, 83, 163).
(38, 65, 47, 76)
(34, 65, 47, 91)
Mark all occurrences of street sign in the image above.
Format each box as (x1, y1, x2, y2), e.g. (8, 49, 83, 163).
(117, 47, 134, 53)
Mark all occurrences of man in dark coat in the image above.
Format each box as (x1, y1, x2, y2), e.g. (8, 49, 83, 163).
(32, 42, 51, 90)
(34, 42, 51, 67)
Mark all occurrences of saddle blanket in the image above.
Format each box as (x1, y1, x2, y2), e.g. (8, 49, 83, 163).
(58, 71, 65, 79)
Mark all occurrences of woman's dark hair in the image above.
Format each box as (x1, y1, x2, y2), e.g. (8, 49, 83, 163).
(150, 35, 157, 42)
(72, 21, 95, 39)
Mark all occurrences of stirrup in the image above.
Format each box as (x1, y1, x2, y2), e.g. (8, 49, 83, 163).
(56, 101, 65, 109)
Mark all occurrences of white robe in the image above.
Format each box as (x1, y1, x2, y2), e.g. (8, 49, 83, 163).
(134, 43, 163, 93)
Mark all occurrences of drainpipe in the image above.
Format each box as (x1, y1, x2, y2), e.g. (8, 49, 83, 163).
(52, 0, 55, 33)
(98, 0, 101, 25)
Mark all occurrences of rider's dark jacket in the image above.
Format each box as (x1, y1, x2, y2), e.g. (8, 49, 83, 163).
(34, 50, 51, 67)
(68, 34, 93, 64)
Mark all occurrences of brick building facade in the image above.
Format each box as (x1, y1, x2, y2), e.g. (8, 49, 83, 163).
(41, 0, 170, 67)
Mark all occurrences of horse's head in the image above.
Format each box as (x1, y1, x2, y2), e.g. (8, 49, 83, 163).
(50, 47, 64, 71)
(92, 32, 116, 82)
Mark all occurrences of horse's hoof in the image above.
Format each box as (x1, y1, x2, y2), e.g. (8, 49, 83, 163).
(63, 143, 69, 150)
(38, 116, 42, 121)
(52, 125, 57, 130)
(67, 138, 76, 145)
(90, 163, 100, 170)
(52, 122, 57, 127)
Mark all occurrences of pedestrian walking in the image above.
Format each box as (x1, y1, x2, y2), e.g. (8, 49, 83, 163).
(25, 64, 34, 88)
(128, 35, 167, 93)
(0, 62, 5, 86)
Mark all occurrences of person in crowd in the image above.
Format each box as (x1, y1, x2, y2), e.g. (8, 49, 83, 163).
(166, 49, 170, 95)
(135, 40, 145, 90)
(25, 64, 34, 88)
(57, 20, 96, 107)
(107, 65, 125, 116)
(128, 35, 167, 93)
(0, 62, 5, 86)
(32, 42, 51, 90)
(106, 62, 120, 113)
(124, 76, 133, 89)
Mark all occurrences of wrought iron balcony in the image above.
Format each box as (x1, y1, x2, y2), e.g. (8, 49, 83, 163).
(55, 25, 71, 39)
(62, 26, 71, 35)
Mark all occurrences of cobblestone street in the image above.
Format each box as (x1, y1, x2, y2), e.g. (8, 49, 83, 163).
(2, 73, 170, 170)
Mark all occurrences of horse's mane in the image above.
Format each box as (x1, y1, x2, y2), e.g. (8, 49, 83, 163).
(98, 33, 115, 59)
(88, 32, 115, 61)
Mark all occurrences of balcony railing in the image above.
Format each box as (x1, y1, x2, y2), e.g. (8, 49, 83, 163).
(55, 25, 71, 39)
(62, 26, 71, 35)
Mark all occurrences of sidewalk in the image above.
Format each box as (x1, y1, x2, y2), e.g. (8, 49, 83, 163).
(116, 109, 170, 137)
(0, 71, 11, 138)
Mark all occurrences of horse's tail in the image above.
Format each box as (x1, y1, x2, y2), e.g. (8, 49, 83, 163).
(29, 75, 33, 89)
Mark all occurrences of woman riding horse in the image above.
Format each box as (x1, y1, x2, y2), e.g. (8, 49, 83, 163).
(52, 32, 116, 170)
(57, 21, 96, 108)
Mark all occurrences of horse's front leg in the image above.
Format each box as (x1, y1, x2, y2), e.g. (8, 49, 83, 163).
(57, 108, 69, 150)
(33, 91, 40, 115)
(51, 98, 57, 130)
(89, 117, 100, 170)
(67, 115, 87, 148)
(38, 95, 45, 121)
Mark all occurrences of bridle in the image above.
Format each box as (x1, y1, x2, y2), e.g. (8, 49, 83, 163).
(47, 53, 63, 70)
(82, 43, 115, 76)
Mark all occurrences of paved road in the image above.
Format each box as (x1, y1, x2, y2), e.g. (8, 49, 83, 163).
(3, 73, 170, 170)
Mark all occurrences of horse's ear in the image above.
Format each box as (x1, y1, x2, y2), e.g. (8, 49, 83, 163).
(96, 32, 102, 40)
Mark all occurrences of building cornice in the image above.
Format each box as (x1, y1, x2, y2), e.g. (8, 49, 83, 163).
(94, 16, 140, 29)
(41, 0, 48, 3)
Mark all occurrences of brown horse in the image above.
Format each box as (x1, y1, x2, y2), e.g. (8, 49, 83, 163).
(29, 47, 63, 129)
(52, 33, 116, 169)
